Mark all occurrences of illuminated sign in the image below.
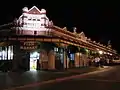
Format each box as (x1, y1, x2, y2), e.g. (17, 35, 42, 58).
(20, 41, 37, 50)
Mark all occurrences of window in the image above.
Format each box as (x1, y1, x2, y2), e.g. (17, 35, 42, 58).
(0, 46, 13, 60)
(28, 19, 31, 20)
(41, 24, 45, 26)
(24, 23, 27, 25)
(8, 46, 13, 60)
(37, 19, 40, 21)
(54, 47, 58, 52)
(23, 16, 27, 18)
(70, 53, 75, 61)
(41, 17, 46, 19)
(34, 31, 37, 35)
(33, 19, 36, 21)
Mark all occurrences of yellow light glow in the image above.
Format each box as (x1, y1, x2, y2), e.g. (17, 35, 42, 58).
(98, 51, 103, 54)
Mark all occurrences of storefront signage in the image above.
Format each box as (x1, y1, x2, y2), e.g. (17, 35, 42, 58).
(20, 41, 37, 50)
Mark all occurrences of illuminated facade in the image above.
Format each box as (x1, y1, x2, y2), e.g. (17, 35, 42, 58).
(15, 6, 53, 35)
(0, 6, 117, 71)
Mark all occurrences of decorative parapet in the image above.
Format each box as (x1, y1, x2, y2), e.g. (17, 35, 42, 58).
(15, 6, 53, 32)
(63, 27, 67, 31)
(87, 38, 91, 41)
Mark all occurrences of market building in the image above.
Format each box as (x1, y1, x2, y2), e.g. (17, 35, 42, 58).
(0, 6, 117, 72)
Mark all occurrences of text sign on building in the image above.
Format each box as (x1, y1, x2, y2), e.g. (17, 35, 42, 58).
(20, 41, 37, 50)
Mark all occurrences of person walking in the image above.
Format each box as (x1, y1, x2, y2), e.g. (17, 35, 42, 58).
(94, 57, 100, 67)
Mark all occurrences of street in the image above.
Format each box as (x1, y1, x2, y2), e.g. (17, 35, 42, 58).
(36, 66, 120, 90)
(1, 66, 120, 90)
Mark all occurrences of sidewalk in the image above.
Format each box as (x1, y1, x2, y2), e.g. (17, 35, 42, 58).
(0, 66, 110, 90)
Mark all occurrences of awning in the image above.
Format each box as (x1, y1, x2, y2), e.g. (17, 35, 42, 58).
(0, 42, 10, 47)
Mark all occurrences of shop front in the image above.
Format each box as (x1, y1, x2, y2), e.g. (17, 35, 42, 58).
(0, 43, 13, 72)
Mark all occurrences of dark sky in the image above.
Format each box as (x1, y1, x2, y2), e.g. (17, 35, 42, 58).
(0, 1, 120, 53)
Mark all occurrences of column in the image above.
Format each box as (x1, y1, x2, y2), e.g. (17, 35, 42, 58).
(75, 53, 80, 68)
(63, 50, 69, 69)
(12, 44, 20, 71)
(80, 53, 84, 67)
(40, 50, 48, 70)
(12, 44, 30, 71)
(23, 52, 30, 71)
(83, 54, 87, 67)
(48, 50, 55, 70)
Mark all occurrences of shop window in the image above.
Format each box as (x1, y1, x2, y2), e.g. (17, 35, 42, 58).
(0, 46, 13, 60)
(70, 53, 75, 61)
(54, 47, 58, 52)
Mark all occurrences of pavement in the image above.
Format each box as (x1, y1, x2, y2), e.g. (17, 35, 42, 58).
(0, 66, 110, 90)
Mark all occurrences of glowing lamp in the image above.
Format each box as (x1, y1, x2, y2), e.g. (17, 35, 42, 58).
(99, 51, 103, 54)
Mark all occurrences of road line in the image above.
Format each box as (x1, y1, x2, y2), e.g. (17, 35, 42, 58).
(4, 67, 112, 90)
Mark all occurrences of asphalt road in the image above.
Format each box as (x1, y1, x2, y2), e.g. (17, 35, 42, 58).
(5, 66, 120, 90)
(0, 70, 74, 90)
(0, 66, 100, 90)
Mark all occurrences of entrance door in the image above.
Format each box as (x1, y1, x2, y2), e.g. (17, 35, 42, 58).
(30, 51, 39, 71)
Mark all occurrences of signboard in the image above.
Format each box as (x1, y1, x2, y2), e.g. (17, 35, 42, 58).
(20, 41, 37, 50)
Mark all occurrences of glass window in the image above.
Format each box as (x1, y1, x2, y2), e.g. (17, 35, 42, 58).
(37, 19, 40, 21)
(0, 46, 13, 60)
(28, 19, 31, 20)
(33, 19, 36, 21)
(54, 47, 58, 52)
(8, 46, 13, 60)
(70, 53, 75, 61)
(0, 47, 2, 60)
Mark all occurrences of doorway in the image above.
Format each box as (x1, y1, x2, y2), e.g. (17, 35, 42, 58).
(30, 51, 39, 71)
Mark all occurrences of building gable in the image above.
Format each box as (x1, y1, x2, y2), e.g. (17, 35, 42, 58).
(28, 6, 41, 14)
(15, 5, 52, 35)
(80, 32, 85, 37)
(79, 32, 87, 41)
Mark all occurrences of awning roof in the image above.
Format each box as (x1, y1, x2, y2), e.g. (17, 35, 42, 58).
(0, 42, 10, 47)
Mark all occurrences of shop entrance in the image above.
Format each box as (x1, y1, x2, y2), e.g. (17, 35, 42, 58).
(30, 51, 39, 71)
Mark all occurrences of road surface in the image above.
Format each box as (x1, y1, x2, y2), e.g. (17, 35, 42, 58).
(0, 66, 100, 90)
(3, 66, 120, 90)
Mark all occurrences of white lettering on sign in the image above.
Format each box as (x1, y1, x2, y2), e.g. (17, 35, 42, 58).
(20, 41, 37, 50)
(20, 46, 37, 50)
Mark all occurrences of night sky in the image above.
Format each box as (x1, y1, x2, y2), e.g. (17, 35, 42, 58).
(0, 1, 120, 53)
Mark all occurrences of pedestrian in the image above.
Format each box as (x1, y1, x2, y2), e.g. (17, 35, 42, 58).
(94, 57, 100, 67)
